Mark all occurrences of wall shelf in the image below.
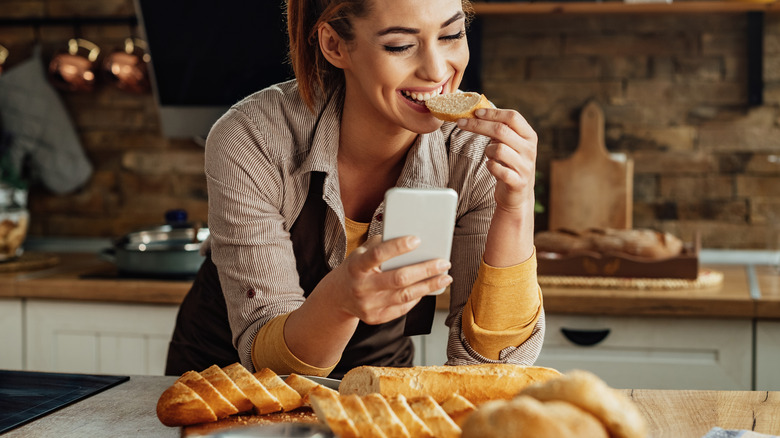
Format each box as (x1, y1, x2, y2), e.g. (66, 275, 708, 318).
(472, 1, 779, 14)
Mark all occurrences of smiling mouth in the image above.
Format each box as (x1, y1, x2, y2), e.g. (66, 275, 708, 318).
(401, 86, 444, 105)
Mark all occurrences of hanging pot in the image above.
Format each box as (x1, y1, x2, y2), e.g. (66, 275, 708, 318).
(101, 211, 209, 277)
(48, 38, 100, 92)
(102, 38, 151, 93)
(0, 45, 8, 76)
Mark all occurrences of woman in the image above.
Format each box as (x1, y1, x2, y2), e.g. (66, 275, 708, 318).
(166, 0, 544, 378)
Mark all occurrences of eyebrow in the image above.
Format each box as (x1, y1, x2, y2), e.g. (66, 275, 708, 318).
(376, 11, 465, 37)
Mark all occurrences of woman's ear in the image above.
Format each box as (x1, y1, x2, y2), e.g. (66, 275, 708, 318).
(318, 23, 350, 69)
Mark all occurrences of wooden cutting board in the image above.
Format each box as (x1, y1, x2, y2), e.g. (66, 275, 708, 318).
(548, 101, 633, 232)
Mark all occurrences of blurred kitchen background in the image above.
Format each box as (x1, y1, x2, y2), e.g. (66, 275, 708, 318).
(0, 0, 778, 249)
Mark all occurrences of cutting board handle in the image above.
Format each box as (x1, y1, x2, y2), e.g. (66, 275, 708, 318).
(575, 100, 607, 160)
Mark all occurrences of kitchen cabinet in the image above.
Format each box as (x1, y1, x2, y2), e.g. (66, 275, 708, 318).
(535, 314, 753, 390)
(25, 299, 179, 376)
(0, 298, 23, 370)
(756, 320, 780, 390)
(414, 311, 753, 390)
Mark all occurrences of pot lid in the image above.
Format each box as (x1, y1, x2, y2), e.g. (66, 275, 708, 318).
(117, 210, 209, 251)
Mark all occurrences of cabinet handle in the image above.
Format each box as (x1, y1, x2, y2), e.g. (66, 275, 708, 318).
(560, 327, 610, 346)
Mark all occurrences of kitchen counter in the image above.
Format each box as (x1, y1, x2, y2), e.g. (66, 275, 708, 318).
(2, 252, 778, 318)
(3, 374, 779, 438)
(0, 252, 776, 318)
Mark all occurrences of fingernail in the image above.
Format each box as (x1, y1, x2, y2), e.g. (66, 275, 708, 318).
(441, 275, 453, 286)
(457, 118, 467, 127)
(475, 108, 487, 117)
(408, 236, 421, 247)
(438, 260, 451, 271)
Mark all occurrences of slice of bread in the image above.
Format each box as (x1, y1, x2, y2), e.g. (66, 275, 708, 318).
(340, 394, 388, 438)
(177, 370, 239, 419)
(309, 386, 360, 438)
(253, 368, 303, 412)
(201, 365, 254, 413)
(222, 363, 282, 415)
(285, 374, 336, 407)
(386, 395, 434, 438)
(156, 381, 217, 427)
(439, 393, 476, 427)
(425, 92, 491, 122)
(361, 393, 411, 438)
(408, 395, 461, 438)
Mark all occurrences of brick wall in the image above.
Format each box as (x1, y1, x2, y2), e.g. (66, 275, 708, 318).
(1, 1, 778, 248)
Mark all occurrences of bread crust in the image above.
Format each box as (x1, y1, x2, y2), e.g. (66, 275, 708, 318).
(461, 395, 609, 438)
(519, 369, 648, 438)
(339, 364, 562, 405)
(156, 381, 217, 427)
(200, 364, 254, 413)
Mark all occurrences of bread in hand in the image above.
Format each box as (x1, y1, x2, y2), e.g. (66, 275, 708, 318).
(339, 364, 562, 405)
(461, 395, 609, 438)
(425, 92, 491, 122)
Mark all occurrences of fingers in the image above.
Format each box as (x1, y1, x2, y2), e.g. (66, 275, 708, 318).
(349, 235, 420, 273)
(458, 107, 537, 148)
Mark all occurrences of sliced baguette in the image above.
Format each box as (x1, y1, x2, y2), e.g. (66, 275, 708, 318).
(253, 368, 303, 412)
(156, 381, 217, 427)
(361, 393, 411, 438)
(178, 370, 239, 419)
(201, 364, 253, 413)
(439, 393, 476, 427)
(341, 394, 388, 438)
(340, 364, 562, 405)
(223, 363, 282, 415)
(285, 374, 336, 407)
(408, 395, 461, 438)
(309, 385, 360, 438)
(425, 92, 491, 122)
(386, 395, 434, 438)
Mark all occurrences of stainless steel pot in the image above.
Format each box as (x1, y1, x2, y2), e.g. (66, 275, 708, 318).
(48, 38, 100, 92)
(102, 221, 209, 277)
(102, 38, 151, 93)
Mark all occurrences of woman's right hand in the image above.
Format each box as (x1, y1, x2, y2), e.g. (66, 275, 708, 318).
(325, 235, 452, 325)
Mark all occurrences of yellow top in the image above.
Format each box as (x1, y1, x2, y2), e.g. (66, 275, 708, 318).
(252, 219, 542, 374)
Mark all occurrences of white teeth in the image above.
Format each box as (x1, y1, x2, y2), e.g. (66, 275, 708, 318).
(403, 86, 443, 102)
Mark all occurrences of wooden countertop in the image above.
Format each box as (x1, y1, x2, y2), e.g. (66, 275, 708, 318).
(4, 375, 779, 438)
(1, 253, 778, 318)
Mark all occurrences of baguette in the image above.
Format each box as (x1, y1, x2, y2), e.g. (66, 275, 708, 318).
(285, 373, 338, 407)
(156, 381, 217, 427)
(386, 395, 434, 438)
(339, 364, 562, 405)
(223, 363, 282, 414)
(340, 394, 388, 438)
(425, 92, 491, 122)
(200, 364, 253, 413)
(177, 370, 239, 419)
(439, 393, 476, 427)
(408, 395, 461, 438)
(361, 394, 411, 438)
(309, 386, 360, 438)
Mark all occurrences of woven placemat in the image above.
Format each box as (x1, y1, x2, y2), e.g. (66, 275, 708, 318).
(539, 269, 724, 290)
(0, 252, 60, 272)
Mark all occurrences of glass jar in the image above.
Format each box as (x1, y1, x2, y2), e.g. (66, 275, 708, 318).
(0, 184, 29, 261)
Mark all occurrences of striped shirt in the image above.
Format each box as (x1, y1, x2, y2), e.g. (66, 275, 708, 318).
(203, 79, 545, 371)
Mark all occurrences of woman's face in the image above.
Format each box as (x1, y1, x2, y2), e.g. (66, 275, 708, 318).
(340, 0, 469, 134)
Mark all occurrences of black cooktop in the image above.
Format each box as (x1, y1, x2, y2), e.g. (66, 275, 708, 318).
(0, 370, 129, 434)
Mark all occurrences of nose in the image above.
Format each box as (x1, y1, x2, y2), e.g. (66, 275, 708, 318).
(417, 44, 448, 83)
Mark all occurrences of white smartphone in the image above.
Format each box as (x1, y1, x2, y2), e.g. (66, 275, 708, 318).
(381, 187, 458, 295)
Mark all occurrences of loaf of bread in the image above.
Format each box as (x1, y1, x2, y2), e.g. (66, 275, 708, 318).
(461, 369, 648, 438)
(339, 364, 562, 405)
(156, 363, 336, 427)
(425, 91, 492, 122)
(535, 227, 684, 260)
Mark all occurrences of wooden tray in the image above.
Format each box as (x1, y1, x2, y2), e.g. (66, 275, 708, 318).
(182, 409, 320, 437)
(537, 241, 699, 280)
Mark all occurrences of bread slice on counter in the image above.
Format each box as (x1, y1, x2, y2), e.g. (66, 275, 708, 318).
(408, 395, 461, 438)
(340, 394, 389, 438)
(439, 393, 476, 427)
(386, 395, 434, 438)
(361, 393, 411, 438)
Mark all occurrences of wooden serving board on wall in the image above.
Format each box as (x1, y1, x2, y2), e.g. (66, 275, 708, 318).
(548, 101, 634, 232)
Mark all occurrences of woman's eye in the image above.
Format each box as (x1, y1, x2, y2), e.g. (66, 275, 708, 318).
(441, 30, 465, 41)
(383, 45, 413, 53)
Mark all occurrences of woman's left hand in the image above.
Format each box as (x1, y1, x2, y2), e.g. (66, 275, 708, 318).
(457, 107, 538, 213)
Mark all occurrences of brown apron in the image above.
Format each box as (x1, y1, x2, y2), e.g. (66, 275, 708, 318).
(165, 172, 435, 378)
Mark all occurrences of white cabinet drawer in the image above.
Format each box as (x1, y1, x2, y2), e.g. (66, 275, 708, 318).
(0, 298, 24, 370)
(25, 299, 179, 375)
(756, 320, 780, 390)
(537, 314, 752, 390)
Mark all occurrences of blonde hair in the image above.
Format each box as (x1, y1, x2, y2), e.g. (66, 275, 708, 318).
(286, 0, 474, 111)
